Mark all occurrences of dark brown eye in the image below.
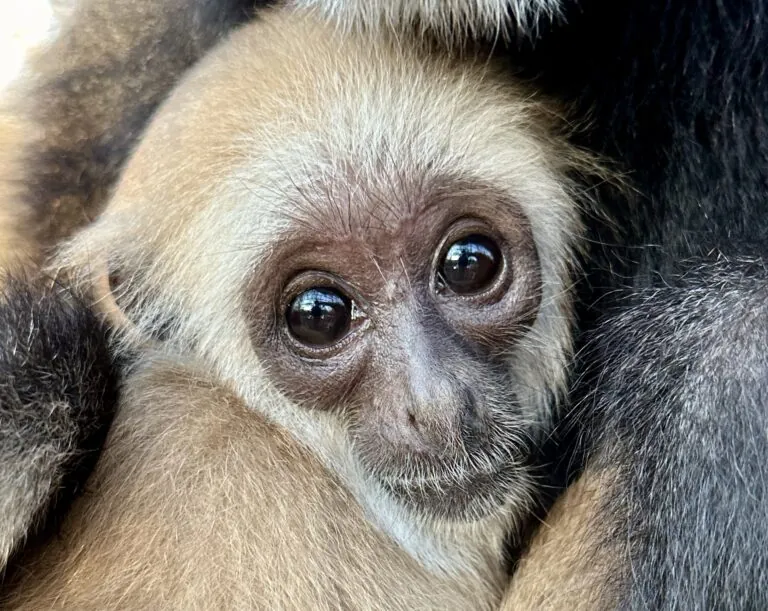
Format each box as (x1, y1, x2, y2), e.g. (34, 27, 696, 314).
(286, 287, 352, 346)
(440, 234, 503, 295)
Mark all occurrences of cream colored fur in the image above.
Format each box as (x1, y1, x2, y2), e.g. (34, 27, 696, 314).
(59, 5, 591, 438)
(292, 0, 563, 41)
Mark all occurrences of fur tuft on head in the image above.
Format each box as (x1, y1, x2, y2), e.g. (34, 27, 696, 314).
(291, 0, 564, 42)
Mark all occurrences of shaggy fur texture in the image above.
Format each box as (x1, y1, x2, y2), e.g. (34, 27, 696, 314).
(0, 274, 117, 573)
(576, 258, 768, 609)
(292, 0, 564, 41)
(4, 0, 765, 607)
(505, 258, 768, 609)
(0, 0, 265, 575)
(54, 7, 605, 585)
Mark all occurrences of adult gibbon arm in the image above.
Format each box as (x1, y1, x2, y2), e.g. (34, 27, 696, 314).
(504, 261, 768, 608)
(0, 277, 117, 573)
(0, 0, 268, 573)
(0, 0, 266, 269)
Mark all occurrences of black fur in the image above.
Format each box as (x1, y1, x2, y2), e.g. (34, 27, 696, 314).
(515, 0, 768, 272)
(0, 275, 117, 571)
(506, 1, 768, 604)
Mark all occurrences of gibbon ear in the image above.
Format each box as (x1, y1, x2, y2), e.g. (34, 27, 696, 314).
(88, 263, 160, 350)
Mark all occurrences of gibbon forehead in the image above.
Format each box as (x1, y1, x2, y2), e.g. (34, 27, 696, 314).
(67, 9, 586, 521)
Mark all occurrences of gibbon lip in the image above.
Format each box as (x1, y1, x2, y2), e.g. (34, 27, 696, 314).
(380, 458, 521, 520)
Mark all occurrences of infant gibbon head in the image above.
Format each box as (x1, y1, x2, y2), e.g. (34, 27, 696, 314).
(58, 6, 598, 562)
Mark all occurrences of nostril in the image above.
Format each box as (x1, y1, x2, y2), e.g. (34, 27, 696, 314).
(398, 409, 436, 453)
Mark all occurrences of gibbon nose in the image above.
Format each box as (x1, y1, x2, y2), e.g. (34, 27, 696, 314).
(383, 308, 483, 455)
(398, 372, 479, 455)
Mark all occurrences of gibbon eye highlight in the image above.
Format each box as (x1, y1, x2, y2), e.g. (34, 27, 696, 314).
(440, 234, 503, 295)
(286, 287, 352, 346)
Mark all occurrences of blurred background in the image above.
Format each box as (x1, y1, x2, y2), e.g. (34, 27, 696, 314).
(0, 0, 60, 89)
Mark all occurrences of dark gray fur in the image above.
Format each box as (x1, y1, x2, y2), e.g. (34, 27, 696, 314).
(571, 258, 768, 608)
(0, 275, 117, 573)
(497, 0, 768, 605)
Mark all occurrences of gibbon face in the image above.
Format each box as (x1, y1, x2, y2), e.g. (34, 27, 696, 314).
(249, 176, 543, 519)
(58, 8, 593, 530)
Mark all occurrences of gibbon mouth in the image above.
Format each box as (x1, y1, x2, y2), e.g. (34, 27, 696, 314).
(380, 458, 522, 521)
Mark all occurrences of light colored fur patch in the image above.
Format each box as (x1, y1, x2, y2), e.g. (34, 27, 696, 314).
(501, 470, 623, 610)
(2, 357, 498, 610)
(291, 0, 564, 41)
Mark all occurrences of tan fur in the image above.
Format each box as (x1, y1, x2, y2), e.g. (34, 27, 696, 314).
(3, 357, 494, 610)
(502, 470, 624, 610)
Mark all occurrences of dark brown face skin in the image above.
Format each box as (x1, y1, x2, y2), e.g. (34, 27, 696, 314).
(248, 175, 543, 521)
